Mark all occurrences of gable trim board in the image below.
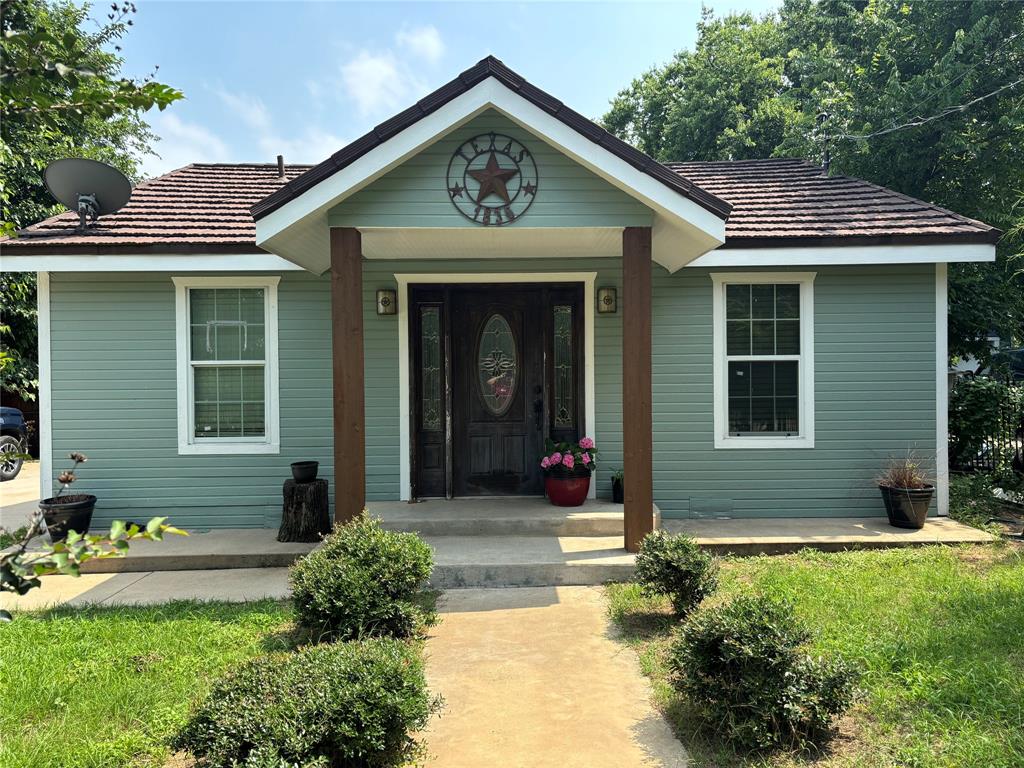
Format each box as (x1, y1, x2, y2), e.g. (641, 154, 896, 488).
(393, 271, 598, 501)
(1, 242, 996, 273)
(252, 78, 729, 275)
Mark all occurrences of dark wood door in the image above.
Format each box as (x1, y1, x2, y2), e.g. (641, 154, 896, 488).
(452, 288, 545, 495)
(410, 283, 583, 498)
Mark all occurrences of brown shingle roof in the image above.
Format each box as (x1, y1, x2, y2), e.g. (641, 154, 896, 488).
(666, 158, 999, 247)
(1, 158, 999, 256)
(3, 163, 313, 255)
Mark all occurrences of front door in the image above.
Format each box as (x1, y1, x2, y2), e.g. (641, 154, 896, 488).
(452, 288, 544, 495)
(410, 283, 583, 498)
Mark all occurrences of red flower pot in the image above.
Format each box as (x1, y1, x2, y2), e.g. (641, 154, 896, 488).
(545, 473, 591, 507)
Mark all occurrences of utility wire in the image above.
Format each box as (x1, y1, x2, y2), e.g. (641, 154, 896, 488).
(882, 31, 1022, 129)
(831, 75, 1024, 141)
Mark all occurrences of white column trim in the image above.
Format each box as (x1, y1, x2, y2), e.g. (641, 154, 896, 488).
(36, 271, 53, 500)
(936, 263, 949, 516)
(394, 271, 598, 501)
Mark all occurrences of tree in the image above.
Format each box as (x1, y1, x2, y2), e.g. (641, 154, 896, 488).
(0, 0, 183, 400)
(603, 0, 1024, 364)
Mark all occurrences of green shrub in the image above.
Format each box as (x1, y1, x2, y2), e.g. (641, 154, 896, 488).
(290, 515, 434, 640)
(634, 530, 718, 616)
(669, 596, 857, 751)
(174, 638, 439, 768)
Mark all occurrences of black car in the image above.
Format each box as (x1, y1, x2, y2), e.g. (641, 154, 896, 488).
(0, 406, 28, 481)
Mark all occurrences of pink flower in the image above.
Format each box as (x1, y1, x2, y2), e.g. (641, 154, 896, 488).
(581, 452, 591, 465)
(562, 453, 575, 469)
(550, 452, 562, 464)
(579, 437, 594, 450)
(540, 457, 550, 469)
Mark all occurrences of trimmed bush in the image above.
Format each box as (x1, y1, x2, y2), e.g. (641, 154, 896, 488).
(290, 515, 434, 640)
(634, 530, 718, 616)
(669, 596, 857, 750)
(174, 638, 438, 768)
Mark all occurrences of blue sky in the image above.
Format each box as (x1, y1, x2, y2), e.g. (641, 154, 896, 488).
(122, 1, 780, 177)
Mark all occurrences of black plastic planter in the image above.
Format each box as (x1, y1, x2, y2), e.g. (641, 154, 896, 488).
(40, 494, 96, 542)
(291, 461, 319, 484)
(611, 477, 624, 504)
(878, 484, 934, 529)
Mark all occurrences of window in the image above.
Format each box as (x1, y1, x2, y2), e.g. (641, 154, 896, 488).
(174, 277, 280, 454)
(711, 273, 815, 449)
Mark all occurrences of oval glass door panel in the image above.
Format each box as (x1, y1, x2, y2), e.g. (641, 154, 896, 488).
(477, 313, 518, 415)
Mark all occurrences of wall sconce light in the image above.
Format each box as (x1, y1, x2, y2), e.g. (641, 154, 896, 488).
(376, 288, 397, 316)
(597, 286, 617, 314)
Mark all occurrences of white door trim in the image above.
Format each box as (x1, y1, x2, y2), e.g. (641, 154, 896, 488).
(394, 271, 597, 501)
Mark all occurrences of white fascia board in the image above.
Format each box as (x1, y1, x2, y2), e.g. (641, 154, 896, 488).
(686, 242, 996, 268)
(0, 253, 304, 272)
(254, 77, 727, 272)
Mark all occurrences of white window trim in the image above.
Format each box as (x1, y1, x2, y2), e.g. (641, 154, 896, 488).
(711, 272, 816, 449)
(173, 276, 281, 455)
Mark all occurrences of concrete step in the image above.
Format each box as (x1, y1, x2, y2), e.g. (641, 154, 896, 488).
(425, 535, 635, 588)
(370, 498, 659, 537)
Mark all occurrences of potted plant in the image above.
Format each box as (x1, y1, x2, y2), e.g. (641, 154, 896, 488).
(39, 452, 96, 542)
(540, 437, 598, 507)
(611, 468, 624, 504)
(877, 454, 934, 529)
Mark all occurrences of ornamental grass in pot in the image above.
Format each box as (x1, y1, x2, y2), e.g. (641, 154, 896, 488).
(39, 452, 96, 542)
(877, 454, 934, 529)
(540, 437, 598, 507)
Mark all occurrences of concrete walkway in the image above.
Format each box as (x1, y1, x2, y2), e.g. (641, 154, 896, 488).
(0, 568, 291, 611)
(422, 586, 686, 768)
(0, 461, 40, 531)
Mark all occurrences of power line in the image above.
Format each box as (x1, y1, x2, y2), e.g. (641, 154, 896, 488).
(832, 75, 1024, 141)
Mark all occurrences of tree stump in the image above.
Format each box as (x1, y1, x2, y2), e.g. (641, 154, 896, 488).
(278, 479, 330, 542)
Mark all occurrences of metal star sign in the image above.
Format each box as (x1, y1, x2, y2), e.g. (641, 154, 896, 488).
(445, 132, 538, 226)
(469, 152, 519, 205)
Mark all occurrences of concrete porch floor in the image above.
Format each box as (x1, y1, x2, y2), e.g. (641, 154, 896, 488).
(65, 499, 993, 587)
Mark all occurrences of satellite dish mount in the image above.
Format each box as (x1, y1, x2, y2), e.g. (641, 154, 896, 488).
(43, 158, 133, 232)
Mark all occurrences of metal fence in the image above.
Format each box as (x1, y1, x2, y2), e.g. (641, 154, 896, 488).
(949, 376, 1024, 474)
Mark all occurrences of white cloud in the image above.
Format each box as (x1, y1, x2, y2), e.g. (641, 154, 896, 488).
(258, 126, 346, 165)
(340, 50, 413, 117)
(141, 113, 232, 177)
(214, 88, 271, 132)
(396, 25, 444, 63)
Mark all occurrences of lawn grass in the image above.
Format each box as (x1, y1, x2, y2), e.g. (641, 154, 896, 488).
(0, 600, 295, 768)
(606, 545, 1024, 768)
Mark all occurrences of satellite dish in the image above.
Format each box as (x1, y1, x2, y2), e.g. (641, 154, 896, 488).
(44, 158, 132, 230)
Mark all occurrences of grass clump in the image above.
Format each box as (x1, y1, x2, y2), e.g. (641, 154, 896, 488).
(289, 515, 434, 641)
(174, 638, 439, 768)
(634, 530, 717, 616)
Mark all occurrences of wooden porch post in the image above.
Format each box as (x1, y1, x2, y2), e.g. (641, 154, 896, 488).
(330, 227, 365, 523)
(622, 226, 653, 552)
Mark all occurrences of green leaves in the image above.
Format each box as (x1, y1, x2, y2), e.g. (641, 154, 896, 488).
(0, 514, 187, 597)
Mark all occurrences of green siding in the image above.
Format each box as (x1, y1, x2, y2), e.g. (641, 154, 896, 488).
(651, 264, 937, 518)
(49, 262, 936, 528)
(49, 272, 333, 529)
(329, 110, 653, 229)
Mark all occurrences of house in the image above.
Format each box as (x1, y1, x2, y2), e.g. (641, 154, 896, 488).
(1, 57, 999, 551)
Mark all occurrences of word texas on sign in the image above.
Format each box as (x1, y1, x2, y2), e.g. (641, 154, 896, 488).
(446, 133, 538, 226)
